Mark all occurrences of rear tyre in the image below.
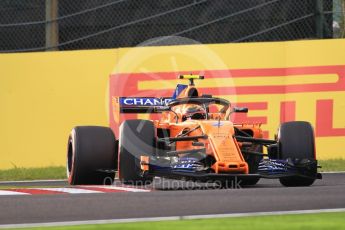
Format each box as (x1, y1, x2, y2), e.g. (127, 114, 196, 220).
(67, 126, 117, 185)
(278, 121, 316, 187)
(119, 120, 155, 185)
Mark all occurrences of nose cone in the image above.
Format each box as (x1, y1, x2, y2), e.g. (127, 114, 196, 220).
(199, 121, 248, 174)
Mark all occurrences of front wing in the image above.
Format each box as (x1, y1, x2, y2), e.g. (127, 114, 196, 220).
(142, 157, 322, 183)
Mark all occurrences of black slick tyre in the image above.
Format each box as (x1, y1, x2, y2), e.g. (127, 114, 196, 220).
(118, 120, 155, 185)
(278, 121, 316, 187)
(67, 126, 117, 185)
(241, 145, 263, 186)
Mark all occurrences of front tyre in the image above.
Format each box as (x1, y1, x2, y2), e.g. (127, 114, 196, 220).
(241, 145, 262, 186)
(67, 126, 117, 185)
(118, 120, 155, 185)
(278, 121, 317, 187)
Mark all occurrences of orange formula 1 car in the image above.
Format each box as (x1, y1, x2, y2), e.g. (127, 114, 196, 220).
(67, 75, 321, 187)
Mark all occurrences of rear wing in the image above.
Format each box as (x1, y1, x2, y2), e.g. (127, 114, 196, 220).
(113, 97, 174, 113)
(112, 82, 189, 114)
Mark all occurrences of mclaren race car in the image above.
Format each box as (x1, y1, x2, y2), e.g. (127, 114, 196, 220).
(67, 75, 321, 187)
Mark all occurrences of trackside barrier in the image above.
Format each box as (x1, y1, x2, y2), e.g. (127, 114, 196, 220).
(1, 39, 345, 169)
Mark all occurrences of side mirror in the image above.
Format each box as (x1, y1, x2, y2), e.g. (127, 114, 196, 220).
(154, 106, 171, 113)
(232, 107, 248, 113)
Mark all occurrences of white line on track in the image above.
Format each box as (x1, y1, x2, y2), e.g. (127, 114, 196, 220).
(0, 186, 151, 196)
(0, 190, 27, 196)
(87, 185, 150, 192)
(1, 208, 345, 229)
(38, 188, 103, 194)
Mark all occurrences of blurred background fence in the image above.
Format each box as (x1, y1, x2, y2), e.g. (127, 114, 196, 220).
(0, 0, 344, 52)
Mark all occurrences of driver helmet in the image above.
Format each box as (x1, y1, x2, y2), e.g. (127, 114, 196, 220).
(182, 105, 206, 121)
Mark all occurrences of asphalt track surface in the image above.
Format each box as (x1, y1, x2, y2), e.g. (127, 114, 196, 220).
(0, 173, 344, 225)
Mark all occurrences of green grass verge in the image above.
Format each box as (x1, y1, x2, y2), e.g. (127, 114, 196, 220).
(0, 166, 66, 181)
(0, 159, 344, 182)
(13, 212, 345, 230)
(319, 159, 345, 172)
